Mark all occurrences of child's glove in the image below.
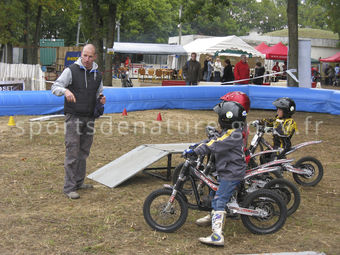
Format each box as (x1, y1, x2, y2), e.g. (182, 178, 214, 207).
(182, 149, 197, 159)
(189, 143, 199, 149)
(250, 120, 260, 127)
(264, 127, 274, 133)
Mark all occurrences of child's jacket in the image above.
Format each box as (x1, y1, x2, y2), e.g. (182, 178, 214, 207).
(261, 116, 297, 154)
(194, 128, 246, 181)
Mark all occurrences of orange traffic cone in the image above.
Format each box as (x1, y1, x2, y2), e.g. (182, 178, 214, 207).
(8, 116, 16, 126)
(156, 112, 162, 121)
(122, 108, 128, 116)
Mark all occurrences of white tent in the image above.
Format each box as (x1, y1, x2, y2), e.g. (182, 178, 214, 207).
(112, 42, 187, 55)
(183, 35, 264, 58)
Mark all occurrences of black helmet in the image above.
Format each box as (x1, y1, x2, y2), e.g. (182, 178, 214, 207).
(273, 97, 296, 117)
(213, 101, 247, 129)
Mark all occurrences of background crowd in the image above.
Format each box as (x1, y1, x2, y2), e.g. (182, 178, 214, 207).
(193, 54, 287, 85)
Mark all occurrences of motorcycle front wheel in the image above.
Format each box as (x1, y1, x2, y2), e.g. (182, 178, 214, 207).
(241, 189, 287, 235)
(172, 163, 210, 209)
(293, 156, 323, 186)
(143, 188, 188, 233)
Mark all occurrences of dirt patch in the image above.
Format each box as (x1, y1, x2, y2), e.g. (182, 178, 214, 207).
(0, 109, 339, 254)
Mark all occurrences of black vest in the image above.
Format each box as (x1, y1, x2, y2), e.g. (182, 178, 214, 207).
(64, 64, 102, 117)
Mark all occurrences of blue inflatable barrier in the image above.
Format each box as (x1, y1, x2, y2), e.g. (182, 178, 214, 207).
(0, 85, 339, 116)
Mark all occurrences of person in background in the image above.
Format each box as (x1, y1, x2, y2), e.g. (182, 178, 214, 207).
(282, 61, 287, 80)
(324, 64, 330, 85)
(272, 61, 281, 82)
(124, 56, 131, 68)
(221, 59, 234, 83)
(203, 56, 209, 81)
(182, 52, 201, 85)
(234, 54, 250, 84)
(327, 65, 335, 86)
(335, 64, 340, 78)
(253, 62, 265, 85)
(213, 57, 223, 82)
(335, 64, 340, 86)
(51, 44, 106, 199)
(207, 57, 214, 82)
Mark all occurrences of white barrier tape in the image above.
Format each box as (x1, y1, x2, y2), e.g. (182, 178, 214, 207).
(40, 69, 299, 85)
(221, 69, 298, 85)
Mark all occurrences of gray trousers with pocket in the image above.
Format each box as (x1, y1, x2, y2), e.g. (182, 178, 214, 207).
(63, 114, 95, 194)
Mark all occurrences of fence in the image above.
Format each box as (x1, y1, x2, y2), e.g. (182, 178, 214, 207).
(0, 63, 45, 90)
(0, 85, 339, 116)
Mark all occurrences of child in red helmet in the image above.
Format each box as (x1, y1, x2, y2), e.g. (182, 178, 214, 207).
(184, 101, 247, 246)
(220, 91, 251, 161)
(194, 91, 251, 233)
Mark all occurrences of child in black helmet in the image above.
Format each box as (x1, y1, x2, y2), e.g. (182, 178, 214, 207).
(254, 97, 297, 159)
(183, 101, 247, 246)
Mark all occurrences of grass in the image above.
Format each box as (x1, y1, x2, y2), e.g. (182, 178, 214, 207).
(0, 109, 340, 254)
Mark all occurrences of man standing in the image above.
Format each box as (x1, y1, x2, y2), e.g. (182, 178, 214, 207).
(253, 62, 265, 85)
(234, 54, 250, 84)
(182, 52, 201, 85)
(51, 44, 106, 199)
(272, 61, 281, 81)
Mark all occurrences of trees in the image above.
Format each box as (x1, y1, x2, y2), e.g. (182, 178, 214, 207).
(319, 0, 340, 41)
(0, 0, 338, 77)
(0, 0, 23, 63)
(79, 0, 119, 86)
(298, 0, 328, 30)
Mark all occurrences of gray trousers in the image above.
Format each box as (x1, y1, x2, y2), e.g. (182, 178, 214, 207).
(64, 114, 95, 193)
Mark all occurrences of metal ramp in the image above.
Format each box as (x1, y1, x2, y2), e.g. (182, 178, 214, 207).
(87, 143, 192, 188)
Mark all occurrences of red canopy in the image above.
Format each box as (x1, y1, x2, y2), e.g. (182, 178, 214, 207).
(265, 42, 288, 60)
(255, 42, 270, 54)
(320, 52, 340, 62)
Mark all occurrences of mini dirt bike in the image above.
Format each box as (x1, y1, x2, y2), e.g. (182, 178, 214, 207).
(172, 152, 300, 217)
(248, 121, 323, 186)
(171, 126, 300, 216)
(143, 157, 287, 234)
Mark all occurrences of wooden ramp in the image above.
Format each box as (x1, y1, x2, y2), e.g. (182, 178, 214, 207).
(87, 143, 192, 188)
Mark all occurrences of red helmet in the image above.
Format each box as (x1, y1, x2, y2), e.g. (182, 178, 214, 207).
(220, 91, 250, 113)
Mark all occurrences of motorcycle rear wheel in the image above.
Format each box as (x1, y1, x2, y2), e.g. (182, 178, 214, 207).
(143, 188, 188, 233)
(264, 178, 300, 216)
(293, 156, 323, 186)
(241, 189, 287, 235)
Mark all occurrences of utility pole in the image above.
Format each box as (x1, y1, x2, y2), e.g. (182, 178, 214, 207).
(178, 5, 182, 45)
(116, 20, 121, 42)
(76, 2, 82, 46)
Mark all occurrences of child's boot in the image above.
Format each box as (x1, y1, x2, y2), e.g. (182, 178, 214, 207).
(198, 210, 226, 246)
(195, 210, 214, 227)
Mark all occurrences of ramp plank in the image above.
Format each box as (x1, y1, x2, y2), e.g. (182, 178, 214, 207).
(87, 145, 169, 188)
(87, 143, 192, 188)
(146, 143, 192, 152)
